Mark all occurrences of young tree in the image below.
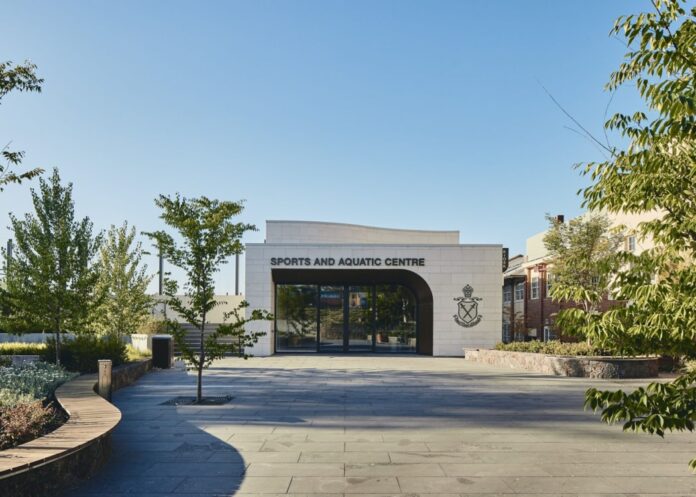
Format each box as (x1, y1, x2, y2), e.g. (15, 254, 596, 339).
(566, 0, 696, 469)
(145, 194, 270, 403)
(542, 214, 623, 346)
(1, 60, 44, 191)
(1, 169, 102, 365)
(91, 222, 154, 338)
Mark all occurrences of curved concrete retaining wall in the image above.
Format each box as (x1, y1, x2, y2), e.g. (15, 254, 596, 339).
(0, 359, 151, 496)
(463, 348, 659, 378)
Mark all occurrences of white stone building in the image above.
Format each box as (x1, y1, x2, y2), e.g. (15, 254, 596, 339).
(244, 221, 503, 356)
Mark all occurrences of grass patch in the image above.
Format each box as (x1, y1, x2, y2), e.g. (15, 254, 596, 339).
(126, 344, 151, 362)
(0, 342, 47, 356)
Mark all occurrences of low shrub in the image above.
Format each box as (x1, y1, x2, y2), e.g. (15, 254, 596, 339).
(126, 344, 151, 362)
(0, 362, 74, 450)
(494, 340, 612, 356)
(0, 400, 58, 450)
(42, 334, 127, 373)
(137, 315, 167, 335)
(0, 362, 77, 405)
(0, 342, 47, 355)
(0, 389, 34, 408)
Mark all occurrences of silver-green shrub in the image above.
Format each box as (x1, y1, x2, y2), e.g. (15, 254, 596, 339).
(0, 362, 76, 407)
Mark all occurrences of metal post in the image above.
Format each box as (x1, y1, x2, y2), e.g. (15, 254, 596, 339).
(5, 239, 13, 273)
(158, 250, 164, 295)
(235, 253, 240, 295)
(98, 360, 113, 401)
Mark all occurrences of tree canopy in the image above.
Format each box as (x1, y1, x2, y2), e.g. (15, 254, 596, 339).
(571, 0, 696, 470)
(1, 169, 101, 364)
(146, 194, 270, 402)
(0, 60, 44, 191)
(91, 222, 153, 338)
(543, 213, 623, 346)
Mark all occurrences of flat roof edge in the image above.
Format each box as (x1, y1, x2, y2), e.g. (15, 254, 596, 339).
(246, 243, 503, 248)
(266, 220, 460, 235)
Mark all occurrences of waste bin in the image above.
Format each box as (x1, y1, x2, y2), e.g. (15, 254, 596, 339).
(151, 334, 173, 369)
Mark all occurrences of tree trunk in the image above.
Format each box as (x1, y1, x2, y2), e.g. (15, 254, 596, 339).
(197, 310, 206, 403)
(585, 301, 593, 347)
(54, 319, 61, 367)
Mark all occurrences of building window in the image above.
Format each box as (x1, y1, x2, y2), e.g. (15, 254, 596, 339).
(627, 235, 636, 252)
(515, 282, 524, 301)
(545, 273, 553, 297)
(502, 322, 511, 343)
(531, 276, 539, 299)
(503, 286, 512, 303)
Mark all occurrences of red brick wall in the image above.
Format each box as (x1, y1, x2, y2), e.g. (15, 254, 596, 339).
(522, 269, 623, 341)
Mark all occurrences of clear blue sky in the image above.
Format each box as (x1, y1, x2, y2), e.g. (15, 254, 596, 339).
(2, 0, 644, 293)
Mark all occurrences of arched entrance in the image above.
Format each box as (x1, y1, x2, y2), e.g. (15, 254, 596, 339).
(272, 269, 434, 355)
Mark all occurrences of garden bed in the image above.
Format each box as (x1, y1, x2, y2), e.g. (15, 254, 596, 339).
(463, 348, 659, 378)
(0, 358, 151, 496)
(0, 362, 77, 450)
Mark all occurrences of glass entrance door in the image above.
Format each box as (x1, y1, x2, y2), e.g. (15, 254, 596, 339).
(319, 285, 344, 352)
(347, 286, 373, 352)
(277, 282, 417, 354)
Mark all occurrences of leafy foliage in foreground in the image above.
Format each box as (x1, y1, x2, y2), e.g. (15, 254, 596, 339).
(566, 0, 696, 471)
(0, 60, 44, 192)
(586, 372, 696, 470)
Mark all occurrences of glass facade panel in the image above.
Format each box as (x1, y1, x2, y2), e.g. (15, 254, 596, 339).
(319, 285, 344, 352)
(348, 286, 373, 352)
(275, 284, 318, 351)
(274, 282, 417, 353)
(375, 284, 417, 353)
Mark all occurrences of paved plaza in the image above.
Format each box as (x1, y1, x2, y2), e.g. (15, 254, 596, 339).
(67, 355, 696, 496)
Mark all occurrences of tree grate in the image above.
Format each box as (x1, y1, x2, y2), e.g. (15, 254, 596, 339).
(160, 395, 233, 406)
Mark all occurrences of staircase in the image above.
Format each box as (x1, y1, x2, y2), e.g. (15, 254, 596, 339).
(173, 323, 242, 356)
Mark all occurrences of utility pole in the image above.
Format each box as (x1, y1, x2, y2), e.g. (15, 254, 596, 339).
(235, 253, 240, 296)
(4, 239, 13, 276)
(158, 249, 164, 295)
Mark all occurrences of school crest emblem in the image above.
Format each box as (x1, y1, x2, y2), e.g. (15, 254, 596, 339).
(454, 284, 482, 327)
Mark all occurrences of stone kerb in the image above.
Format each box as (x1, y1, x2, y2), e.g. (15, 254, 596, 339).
(463, 348, 659, 378)
(0, 359, 152, 496)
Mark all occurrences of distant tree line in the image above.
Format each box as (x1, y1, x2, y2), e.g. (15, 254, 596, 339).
(0, 61, 270, 390)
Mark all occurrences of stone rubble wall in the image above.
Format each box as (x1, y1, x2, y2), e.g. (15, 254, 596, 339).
(463, 348, 659, 378)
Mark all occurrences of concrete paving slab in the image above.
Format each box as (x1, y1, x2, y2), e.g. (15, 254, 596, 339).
(245, 462, 345, 476)
(64, 355, 696, 497)
(288, 476, 401, 494)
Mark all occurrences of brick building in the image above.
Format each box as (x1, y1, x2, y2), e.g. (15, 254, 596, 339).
(501, 211, 662, 343)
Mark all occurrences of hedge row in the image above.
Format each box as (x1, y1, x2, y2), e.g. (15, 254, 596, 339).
(42, 335, 127, 373)
(494, 340, 611, 356)
(0, 342, 47, 356)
